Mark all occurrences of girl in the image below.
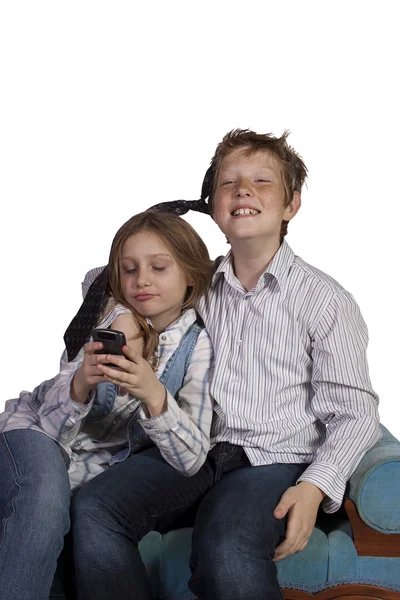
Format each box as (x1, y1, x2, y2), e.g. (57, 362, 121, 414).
(0, 211, 214, 600)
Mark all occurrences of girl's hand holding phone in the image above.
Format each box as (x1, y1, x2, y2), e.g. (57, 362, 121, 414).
(71, 341, 109, 404)
(97, 346, 167, 416)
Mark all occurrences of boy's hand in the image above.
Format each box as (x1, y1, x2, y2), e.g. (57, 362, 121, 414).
(273, 481, 325, 562)
(97, 346, 167, 416)
(71, 341, 108, 404)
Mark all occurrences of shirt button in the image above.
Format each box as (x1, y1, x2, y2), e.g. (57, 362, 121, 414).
(73, 440, 81, 448)
(161, 335, 167, 341)
(238, 339, 242, 345)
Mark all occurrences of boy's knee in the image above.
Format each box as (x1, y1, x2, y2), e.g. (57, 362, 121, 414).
(191, 525, 281, 600)
(192, 510, 282, 576)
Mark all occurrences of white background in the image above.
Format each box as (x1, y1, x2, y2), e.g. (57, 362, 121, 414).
(1, 2, 399, 437)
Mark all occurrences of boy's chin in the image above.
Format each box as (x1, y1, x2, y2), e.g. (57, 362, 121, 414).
(229, 230, 280, 246)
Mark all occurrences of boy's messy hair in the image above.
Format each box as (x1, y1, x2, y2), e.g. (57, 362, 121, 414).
(208, 129, 308, 239)
(107, 211, 212, 363)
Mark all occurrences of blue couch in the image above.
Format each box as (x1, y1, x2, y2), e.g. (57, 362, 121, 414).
(50, 425, 400, 599)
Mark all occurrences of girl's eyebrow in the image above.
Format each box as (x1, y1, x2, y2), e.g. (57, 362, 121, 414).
(121, 253, 172, 260)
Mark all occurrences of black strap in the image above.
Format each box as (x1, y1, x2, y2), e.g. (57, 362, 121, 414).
(63, 177, 219, 362)
(148, 198, 210, 216)
(63, 267, 109, 362)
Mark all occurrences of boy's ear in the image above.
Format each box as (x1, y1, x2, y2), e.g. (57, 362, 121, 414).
(283, 191, 301, 222)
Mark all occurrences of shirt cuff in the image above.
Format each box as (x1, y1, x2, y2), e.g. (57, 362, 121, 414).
(297, 462, 347, 513)
(137, 391, 181, 434)
(66, 395, 93, 418)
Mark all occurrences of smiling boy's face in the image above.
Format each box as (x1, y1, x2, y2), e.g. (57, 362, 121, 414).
(212, 148, 300, 247)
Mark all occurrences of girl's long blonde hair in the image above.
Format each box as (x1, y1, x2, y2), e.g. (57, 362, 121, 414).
(106, 211, 212, 362)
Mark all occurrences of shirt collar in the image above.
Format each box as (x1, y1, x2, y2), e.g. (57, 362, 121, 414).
(264, 240, 295, 290)
(147, 308, 197, 346)
(212, 239, 295, 292)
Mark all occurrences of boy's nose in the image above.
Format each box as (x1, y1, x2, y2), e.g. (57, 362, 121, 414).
(235, 178, 253, 197)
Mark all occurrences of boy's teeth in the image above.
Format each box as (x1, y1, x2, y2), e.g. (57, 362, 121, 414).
(232, 208, 259, 216)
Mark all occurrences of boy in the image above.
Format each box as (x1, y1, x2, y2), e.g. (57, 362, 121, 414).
(68, 129, 380, 600)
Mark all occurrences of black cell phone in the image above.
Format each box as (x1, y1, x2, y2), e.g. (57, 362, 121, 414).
(91, 328, 127, 366)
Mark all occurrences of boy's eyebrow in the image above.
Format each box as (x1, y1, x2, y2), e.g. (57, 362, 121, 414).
(219, 167, 279, 178)
(220, 164, 278, 172)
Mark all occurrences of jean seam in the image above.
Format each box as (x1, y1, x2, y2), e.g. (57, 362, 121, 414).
(146, 489, 210, 522)
(214, 444, 244, 482)
(220, 446, 239, 462)
(0, 434, 22, 553)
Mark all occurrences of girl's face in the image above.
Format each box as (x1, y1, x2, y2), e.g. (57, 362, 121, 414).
(120, 231, 190, 334)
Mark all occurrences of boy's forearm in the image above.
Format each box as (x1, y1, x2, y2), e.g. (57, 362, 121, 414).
(309, 291, 381, 511)
(297, 412, 381, 512)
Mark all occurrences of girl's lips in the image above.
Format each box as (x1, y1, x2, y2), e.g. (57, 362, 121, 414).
(135, 294, 155, 302)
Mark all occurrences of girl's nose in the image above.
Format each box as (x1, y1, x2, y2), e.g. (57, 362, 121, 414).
(137, 269, 151, 288)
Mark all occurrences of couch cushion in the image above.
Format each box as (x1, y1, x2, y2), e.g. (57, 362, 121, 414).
(139, 529, 195, 600)
(277, 525, 329, 590)
(139, 526, 330, 599)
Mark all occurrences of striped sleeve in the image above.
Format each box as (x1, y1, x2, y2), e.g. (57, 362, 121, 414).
(138, 328, 214, 476)
(36, 267, 132, 437)
(81, 266, 132, 327)
(297, 290, 381, 512)
(27, 348, 93, 444)
(81, 266, 107, 298)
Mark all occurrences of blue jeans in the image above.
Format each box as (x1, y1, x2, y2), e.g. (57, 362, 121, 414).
(72, 442, 306, 600)
(190, 447, 306, 600)
(0, 430, 71, 600)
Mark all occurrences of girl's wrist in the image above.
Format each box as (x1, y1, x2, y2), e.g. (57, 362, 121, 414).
(71, 372, 91, 404)
(144, 385, 168, 417)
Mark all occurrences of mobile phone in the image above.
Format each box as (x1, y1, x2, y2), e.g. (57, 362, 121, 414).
(92, 328, 127, 366)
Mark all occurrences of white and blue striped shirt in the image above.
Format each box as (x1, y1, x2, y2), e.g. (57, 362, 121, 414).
(197, 240, 380, 513)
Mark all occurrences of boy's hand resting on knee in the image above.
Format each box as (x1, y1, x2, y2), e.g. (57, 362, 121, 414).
(273, 481, 325, 562)
(97, 346, 167, 417)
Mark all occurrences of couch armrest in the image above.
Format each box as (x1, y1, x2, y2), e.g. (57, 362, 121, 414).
(348, 424, 400, 533)
(344, 498, 400, 557)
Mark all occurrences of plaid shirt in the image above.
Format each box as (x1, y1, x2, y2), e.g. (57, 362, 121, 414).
(0, 302, 214, 489)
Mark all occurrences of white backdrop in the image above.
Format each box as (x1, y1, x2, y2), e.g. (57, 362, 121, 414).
(1, 2, 399, 437)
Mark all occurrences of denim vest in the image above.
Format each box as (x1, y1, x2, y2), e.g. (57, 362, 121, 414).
(87, 320, 203, 464)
